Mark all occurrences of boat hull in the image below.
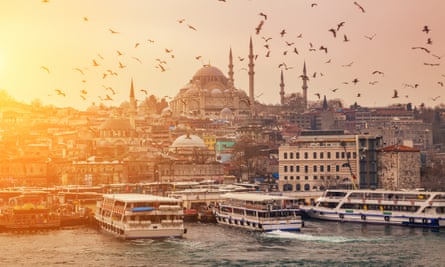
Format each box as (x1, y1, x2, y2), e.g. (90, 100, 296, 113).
(215, 212, 303, 232)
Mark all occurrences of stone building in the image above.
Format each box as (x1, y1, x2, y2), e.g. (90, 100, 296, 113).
(377, 145, 421, 190)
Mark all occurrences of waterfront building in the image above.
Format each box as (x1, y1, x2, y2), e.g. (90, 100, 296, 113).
(278, 131, 383, 192)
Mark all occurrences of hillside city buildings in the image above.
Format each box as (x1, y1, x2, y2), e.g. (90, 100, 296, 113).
(1, 40, 445, 191)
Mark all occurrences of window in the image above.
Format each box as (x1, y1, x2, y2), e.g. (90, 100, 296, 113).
(327, 152, 331, 159)
(290, 166, 294, 172)
(304, 152, 308, 159)
(313, 165, 317, 172)
(336, 165, 340, 172)
(347, 152, 351, 159)
(296, 152, 300, 159)
(304, 165, 308, 173)
(296, 165, 300, 172)
(320, 165, 324, 172)
(327, 165, 331, 172)
(320, 152, 324, 159)
(290, 152, 294, 159)
(290, 176, 294, 180)
(296, 176, 300, 180)
(336, 152, 340, 159)
(305, 176, 309, 180)
(284, 166, 288, 172)
(341, 152, 345, 158)
(283, 152, 288, 159)
(284, 176, 288, 180)
(313, 175, 318, 180)
(313, 152, 317, 159)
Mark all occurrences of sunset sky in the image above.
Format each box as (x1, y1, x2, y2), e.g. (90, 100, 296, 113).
(1, 0, 444, 110)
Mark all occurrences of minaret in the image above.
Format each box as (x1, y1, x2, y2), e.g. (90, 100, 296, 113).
(129, 78, 136, 130)
(248, 37, 255, 116)
(228, 47, 234, 85)
(280, 69, 285, 105)
(302, 61, 308, 110)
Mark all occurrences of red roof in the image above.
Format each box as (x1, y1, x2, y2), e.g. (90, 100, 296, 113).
(379, 145, 420, 152)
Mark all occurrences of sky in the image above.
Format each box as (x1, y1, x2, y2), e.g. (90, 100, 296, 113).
(0, 0, 444, 110)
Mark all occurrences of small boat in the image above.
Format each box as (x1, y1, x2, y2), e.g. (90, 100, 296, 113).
(214, 192, 303, 232)
(301, 189, 445, 228)
(95, 194, 186, 239)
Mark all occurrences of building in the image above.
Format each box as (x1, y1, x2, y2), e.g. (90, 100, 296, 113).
(278, 132, 382, 192)
(377, 145, 421, 190)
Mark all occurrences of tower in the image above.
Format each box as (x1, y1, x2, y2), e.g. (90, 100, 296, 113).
(129, 78, 136, 129)
(228, 47, 234, 85)
(248, 37, 255, 116)
(280, 69, 285, 105)
(302, 61, 308, 110)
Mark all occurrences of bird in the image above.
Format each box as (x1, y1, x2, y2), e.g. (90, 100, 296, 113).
(364, 34, 376, 40)
(80, 95, 87, 100)
(105, 87, 116, 94)
(83, 17, 88, 22)
(102, 73, 107, 79)
(178, 18, 185, 23)
(118, 61, 126, 68)
(432, 96, 441, 101)
(105, 94, 113, 101)
(319, 46, 328, 53)
(314, 93, 321, 99)
(195, 55, 202, 60)
(372, 70, 384, 76)
(285, 41, 295, 46)
(116, 50, 124, 56)
(356, 93, 361, 97)
(369, 81, 379, 85)
(337, 21, 345, 31)
(55, 89, 66, 96)
(40, 66, 50, 74)
(343, 34, 350, 42)
(293, 47, 299, 54)
(109, 28, 119, 34)
(342, 61, 354, 67)
(412, 46, 430, 53)
(238, 56, 245, 61)
(422, 25, 430, 34)
(165, 48, 173, 53)
(329, 28, 336, 38)
(352, 78, 359, 85)
(331, 88, 339, 92)
(262, 36, 272, 42)
(311, 3, 318, 7)
(134, 42, 140, 48)
(259, 12, 267, 20)
(280, 29, 287, 37)
(438, 81, 444, 87)
(187, 24, 197, 31)
(80, 89, 87, 95)
(92, 59, 100, 66)
(97, 53, 104, 60)
(392, 89, 399, 98)
(157, 64, 166, 72)
(265, 50, 270, 57)
(424, 62, 440, 66)
(255, 20, 264, 35)
(426, 38, 433, 45)
(132, 57, 142, 64)
(432, 54, 443, 60)
(147, 39, 155, 43)
(140, 89, 148, 95)
(73, 68, 84, 75)
(353, 1, 365, 13)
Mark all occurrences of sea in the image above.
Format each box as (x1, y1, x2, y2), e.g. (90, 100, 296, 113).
(0, 220, 443, 267)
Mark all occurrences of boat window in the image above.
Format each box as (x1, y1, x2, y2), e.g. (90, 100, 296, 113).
(436, 207, 445, 214)
(325, 191, 347, 198)
(433, 194, 445, 201)
(320, 202, 338, 208)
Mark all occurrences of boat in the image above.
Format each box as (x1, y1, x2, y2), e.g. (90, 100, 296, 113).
(301, 189, 445, 228)
(214, 192, 303, 232)
(0, 191, 61, 231)
(94, 194, 186, 239)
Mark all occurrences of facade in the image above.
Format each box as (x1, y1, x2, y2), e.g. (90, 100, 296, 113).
(377, 145, 421, 190)
(278, 133, 382, 192)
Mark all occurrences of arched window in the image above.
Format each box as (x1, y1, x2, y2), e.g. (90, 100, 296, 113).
(304, 184, 310, 191)
(283, 184, 293, 191)
(296, 184, 301, 191)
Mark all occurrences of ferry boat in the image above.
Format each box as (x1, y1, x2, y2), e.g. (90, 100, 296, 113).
(0, 191, 60, 231)
(95, 194, 186, 239)
(301, 189, 445, 228)
(214, 192, 303, 232)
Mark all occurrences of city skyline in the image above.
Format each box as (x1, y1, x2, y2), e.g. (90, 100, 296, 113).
(1, 0, 444, 110)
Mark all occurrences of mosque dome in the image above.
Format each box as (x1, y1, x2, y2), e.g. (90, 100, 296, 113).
(193, 65, 225, 79)
(171, 134, 206, 149)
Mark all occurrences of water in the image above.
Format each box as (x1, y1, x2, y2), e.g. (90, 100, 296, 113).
(0, 220, 443, 267)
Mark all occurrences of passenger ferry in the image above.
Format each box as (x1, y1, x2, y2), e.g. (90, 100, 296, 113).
(301, 189, 445, 228)
(214, 192, 303, 232)
(95, 194, 186, 239)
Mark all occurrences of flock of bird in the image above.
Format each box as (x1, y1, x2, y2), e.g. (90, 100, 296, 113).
(36, 0, 443, 108)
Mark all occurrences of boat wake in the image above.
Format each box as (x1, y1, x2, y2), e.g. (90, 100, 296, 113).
(264, 230, 366, 243)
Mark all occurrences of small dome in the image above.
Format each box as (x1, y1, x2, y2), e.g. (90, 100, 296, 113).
(161, 107, 172, 117)
(171, 134, 206, 148)
(220, 107, 233, 119)
(211, 88, 223, 96)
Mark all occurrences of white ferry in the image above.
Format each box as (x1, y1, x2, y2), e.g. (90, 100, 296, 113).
(95, 194, 186, 239)
(214, 192, 303, 232)
(301, 189, 445, 228)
